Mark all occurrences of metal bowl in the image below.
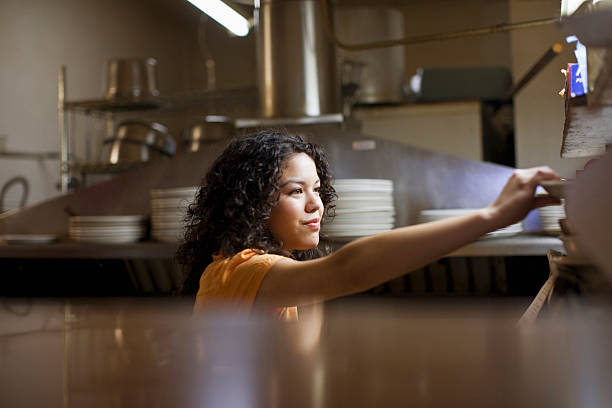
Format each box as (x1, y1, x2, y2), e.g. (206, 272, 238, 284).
(104, 58, 159, 100)
(102, 120, 176, 164)
(183, 116, 234, 153)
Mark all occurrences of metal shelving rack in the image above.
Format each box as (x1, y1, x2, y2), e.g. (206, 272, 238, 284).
(57, 68, 260, 193)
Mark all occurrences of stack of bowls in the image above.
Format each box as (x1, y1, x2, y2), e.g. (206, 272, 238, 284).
(150, 187, 198, 243)
(537, 202, 566, 235)
(101, 120, 176, 165)
(69, 216, 147, 244)
(322, 179, 395, 241)
(418, 209, 523, 238)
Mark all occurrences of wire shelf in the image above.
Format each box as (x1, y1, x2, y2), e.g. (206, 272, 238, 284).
(70, 161, 152, 174)
(63, 87, 259, 117)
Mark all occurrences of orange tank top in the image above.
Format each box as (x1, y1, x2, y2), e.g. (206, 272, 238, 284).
(193, 249, 298, 321)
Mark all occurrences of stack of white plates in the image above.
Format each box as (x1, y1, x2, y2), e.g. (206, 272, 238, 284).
(418, 209, 524, 238)
(150, 186, 198, 242)
(322, 179, 395, 241)
(69, 216, 147, 243)
(537, 203, 565, 234)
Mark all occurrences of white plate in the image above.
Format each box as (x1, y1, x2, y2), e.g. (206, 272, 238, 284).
(335, 200, 394, 209)
(69, 215, 147, 223)
(0, 234, 58, 244)
(152, 214, 186, 222)
(333, 207, 395, 215)
(69, 225, 146, 231)
(334, 179, 393, 186)
(151, 201, 191, 212)
(322, 223, 394, 231)
(151, 222, 185, 230)
(152, 228, 185, 234)
(331, 215, 395, 223)
(322, 225, 392, 234)
(151, 209, 187, 217)
(323, 230, 391, 239)
(69, 230, 145, 237)
(323, 235, 380, 242)
(71, 236, 143, 243)
(335, 195, 394, 202)
(150, 186, 198, 199)
(418, 209, 482, 222)
(334, 186, 393, 193)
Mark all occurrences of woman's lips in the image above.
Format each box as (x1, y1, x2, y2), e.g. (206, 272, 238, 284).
(304, 219, 320, 229)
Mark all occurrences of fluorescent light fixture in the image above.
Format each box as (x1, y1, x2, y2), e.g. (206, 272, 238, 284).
(187, 0, 250, 37)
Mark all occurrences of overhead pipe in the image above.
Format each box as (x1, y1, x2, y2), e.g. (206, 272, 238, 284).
(320, 0, 558, 51)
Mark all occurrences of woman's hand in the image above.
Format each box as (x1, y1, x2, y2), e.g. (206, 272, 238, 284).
(484, 166, 561, 229)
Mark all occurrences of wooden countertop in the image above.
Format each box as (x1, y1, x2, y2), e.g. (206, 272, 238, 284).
(2, 298, 612, 408)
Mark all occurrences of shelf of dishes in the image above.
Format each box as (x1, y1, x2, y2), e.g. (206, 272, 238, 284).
(0, 180, 575, 259)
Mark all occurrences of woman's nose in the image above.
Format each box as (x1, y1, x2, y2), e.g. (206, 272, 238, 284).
(305, 191, 322, 213)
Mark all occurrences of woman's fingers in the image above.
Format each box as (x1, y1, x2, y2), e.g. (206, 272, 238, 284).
(526, 166, 561, 188)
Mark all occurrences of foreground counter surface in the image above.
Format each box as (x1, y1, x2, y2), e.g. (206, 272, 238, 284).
(1, 297, 611, 408)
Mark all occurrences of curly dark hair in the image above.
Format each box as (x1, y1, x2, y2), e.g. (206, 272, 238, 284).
(176, 130, 337, 295)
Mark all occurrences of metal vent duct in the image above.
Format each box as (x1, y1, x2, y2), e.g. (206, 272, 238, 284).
(255, 0, 340, 118)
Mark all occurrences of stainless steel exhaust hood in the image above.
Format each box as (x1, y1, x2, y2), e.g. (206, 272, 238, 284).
(255, 0, 341, 119)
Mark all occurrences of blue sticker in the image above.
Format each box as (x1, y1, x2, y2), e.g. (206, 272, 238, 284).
(569, 63, 586, 98)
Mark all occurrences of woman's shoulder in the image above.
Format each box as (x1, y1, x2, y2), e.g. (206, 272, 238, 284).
(212, 249, 289, 268)
(200, 249, 290, 290)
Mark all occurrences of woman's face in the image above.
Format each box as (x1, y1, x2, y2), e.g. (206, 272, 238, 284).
(268, 153, 324, 252)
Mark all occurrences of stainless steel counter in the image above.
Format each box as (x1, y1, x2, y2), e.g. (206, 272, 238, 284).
(0, 234, 562, 260)
(448, 234, 563, 257)
(0, 241, 177, 259)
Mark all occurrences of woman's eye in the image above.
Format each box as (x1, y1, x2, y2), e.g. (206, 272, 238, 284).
(314, 187, 321, 194)
(290, 188, 303, 195)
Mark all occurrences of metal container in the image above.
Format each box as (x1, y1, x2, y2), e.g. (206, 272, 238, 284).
(104, 58, 159, 100)
(102, 120, 176, 164)
(183, 116, 234, 153)
(336, 6, 405, 104)
(255, 0, 340, 117)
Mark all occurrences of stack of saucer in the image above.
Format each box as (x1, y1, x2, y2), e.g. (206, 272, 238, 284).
(322, 179, 395, 241)
(150, 186, 198, 242)
(69, 216, 147, 243)
(418, 209, 523, 238)
(537, 202, 566, 235)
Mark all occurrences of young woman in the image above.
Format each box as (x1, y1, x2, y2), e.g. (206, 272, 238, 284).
(177, 130, 560, 318)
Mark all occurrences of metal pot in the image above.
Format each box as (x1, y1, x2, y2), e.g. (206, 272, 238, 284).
(102, 120, 176, 164)
(183, 116, 234, 153)
(104, 57, 159, 100)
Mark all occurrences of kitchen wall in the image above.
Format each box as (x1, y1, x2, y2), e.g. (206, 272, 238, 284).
(386, 0, 586, 178)
(0, 0, 589, 211)
(398, 0, 512, 78)
(0, 0, 256, 210)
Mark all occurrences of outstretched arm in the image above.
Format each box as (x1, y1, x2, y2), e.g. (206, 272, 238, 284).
(255, 167, 561, 307)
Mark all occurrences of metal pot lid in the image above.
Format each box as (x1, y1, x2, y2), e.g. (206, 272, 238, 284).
(203, 115, 234, 124)
(116, 119, 168, 134)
